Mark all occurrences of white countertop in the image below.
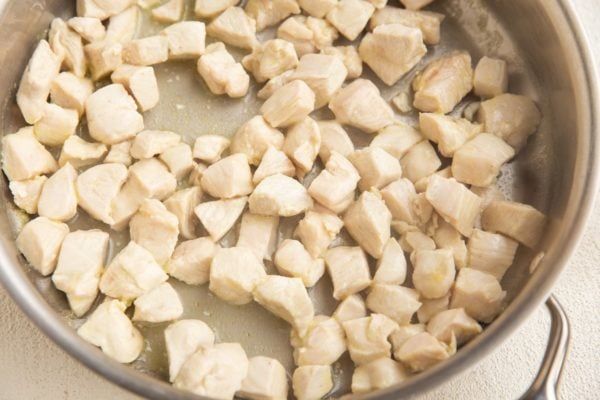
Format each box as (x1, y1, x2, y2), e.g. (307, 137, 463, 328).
(1, 1, 599, 399)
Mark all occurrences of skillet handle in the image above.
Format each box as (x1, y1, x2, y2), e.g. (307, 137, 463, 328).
(519, 295, 570, 400)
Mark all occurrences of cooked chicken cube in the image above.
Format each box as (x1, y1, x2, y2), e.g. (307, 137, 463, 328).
(261, 80, 315, 128)
(257, 70, 295, 100)
(326, 0, 375, 41)
(84, 41, 123, 81)
(481, 200, 546, 248)
(309, 152, 360, 214)
(188, 162, 207, 186)
(17, 40, 62, 124)
(49, 18, 86, 78)
(451, 268, 506, 322)
(249, 174, 313, 216)
(239, 356, 288, 400)
(371, 122, 422, 159)
(237, 213, 279, 261)
(77, 163, 128, 224)
(329, 79, 394, 134)
(399, 230, 436, 253)
(50, 72, 94, 116)
(16, 217, 69, 276)
(167, 238, 217, 285)
(277, 16, 338, 57)
(343, 314, 398, 365)
(372, 9, 442, 46)
(99, 241, 168, 302)
(392, 92, 412, 113)
(194, 0, 239, 18)
(291, 315, 346, 366)
(37, 163, 78, 221)
(473, 57, 508, 99)
(197, 42, 250, 98)
(381, 178, 418, 224)
(352, 357, 409, 395)
(425, 175, 482, 236)
(9, 176, 47, 215)
(426, 308, 481, 346)
(253, 275, 314, 334)
(325, 246, 371, 300)
(389, 324, 425, 351)
(344, 190, 391, 259)
(395, 332, 451, 372)
(174, 343, 249, 399)
(292, 365, 333, 400)
(333, 294, 367, 322)
(467, 229, 518, 280)
(151, 0, 184, 23)
(366, 284, 421, 325)
(131, 131, 179, 160)
(274, 239, 325, 287)
(111, 65, 160, 112)
(33, 103, 79, 147)
(433, 219, 468, 268)
(85, 84, 144, 144)
(68, 16, 106, 42)
(414, 166, 452, 193)
(1, 127, 58, 181)
(368, 0, 387, 8)
(242, 39, 298, 83)
(201, 154, 253, 199)
(253, 146, 296, 184)
(283, 117, 321, 176)
(292, 54, 347, 108)
(161, 21, 206, 59)
(133, 282, 183, 322)
(317, 121, 354, 163)
(105, 141, 133, 165)
(163, 187, 202, 239)
(195, 197, 248, 241)
(294, 208, 343, 258)
(417, 294, 450, 323)
(349, 147, 403, 191)
(470, 184, 505, 210)
(206, 7, 258, 50)
(130, 199, 179, 265)
(419, 113, 482, 157)
(373, 238, 407, 285)
(359, 24, 426, 86)
(413, 51, 473, 114)
(193, 135, 230, 164)
(321, 46, 362, 80)
(412, 249, 455, 299)
(105, 6, 139, 44)
(77, 299, 143, 363)
(245, 0, 301, 31)
(59, 135, 107, 168)
(159, 143, 194, 179)
(123, 36, 169, 66)
(231, 116, 284, 166)
(165, 319, 215, 382)
(76, 0, 134, 20)
(299, 0, 336, 18)
(400, 0, 435, 9)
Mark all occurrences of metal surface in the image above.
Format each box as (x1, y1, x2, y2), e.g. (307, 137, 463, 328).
(0, 0, 598, 399)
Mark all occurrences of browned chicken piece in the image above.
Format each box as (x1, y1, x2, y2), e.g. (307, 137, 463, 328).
(344, 190, 391, 259)
(481, 200, 546, 248)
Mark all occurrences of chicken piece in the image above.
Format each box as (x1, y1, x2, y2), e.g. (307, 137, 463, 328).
(160, 143, 194, 179)
(274, 239, 325, 287)
(1, 127, 58, 181)
(77, 299, 143, 363)
(68, 16, 106, 42)
(123, 36, 169, 66)
(373, 238, 407, 285)
(413, 51, 473, 113)
(239, 356, 288, 400)
(368, 0, 388, 8)
(76, 0, 134, 20)
(298, 0, 336, 18)
(344, 190, 391, 259)
(111, 65, 160, 112)
(261, 80, 315, 128)
(417, 294, 450, 323)
(317, 121, 354, 163)
(325, 246, 371, 300)
(308, 152, 360, 214)
(371, 122, 422, 159)
(77, 163, 128, 224)
(277, 16, 338, 57)
(359, 24, 426, 86)
(249, 174, 313, 216)
(370, 7, 443, 45)
(400, 0, 435, 9)
(283, 117, 321, 176)
(333, 294, 367, 322)
(302, 17, 340, 54)
(292, 366, 332, 400)
(33, 103, 79, 147)
(16, 217, 69, 276)
(206, 7, 258, 50)
(321, 46, 363, 80)
(9, 176, 47, 215)
(395, 332, 451, 372)
(197, 42, 250, 98)
(49, 18, 87, 78)
(257, 70, 295, 100)
(16, 40, 62, 124)
(470, 184, 505, 210)
(192, 135, 230, 164)
(343, 314, 398, 365)
(37, 163, 78, 221)
(326, 0, 374, 41)
(349, 147, 403, 191)
(201, 154, 254, 199)
(412, 249, 455, 299)
(174, 343, 249, 400)
(413, 166, 452, 193)
(85, 84, 144, 144)
(252, 146, 296, 184)
(425, 176, 481, 236)
(242, 39, 298, 83)
(389, 324, 425, 352)
(412, 192, 434, 228)
(59, 136, 107, 168)
(291, 316, 346, 366)
(105, 6, 139, 44)
(132, 282, 183, 322)
(130, 130, 180, 159)
(245, 0, 301, 31)
(84, 41, 124, 80)
(253, 275, 314, 335)
(467, 229, 518, 280)
(294, 208, 343, 258)
(105, 141, 133, 166)
(167, 238, 217, 285)
(194, 0, 239, 18)
(165, 319, 215, 382)
(195, 197, 247, 241)
(433, 219, 468, 269)
(161, 21, 206, 59)
(129, 199, 179, 265)
(352, 357, 409, 395)
(231, 116, 284, 166)
(399, 230, 436, 253)
(392, 92, 411, 113)
(366, 284, 421, 325)
(450, 268, 506, 323)
(292, 54, 347, 108)
(419, 113, 482, 157)
(473, 57, 508, 99)
(50, 72, 94, 116)
(380, 179, 417, 224)
(329, 79, 394, 134)
(427, 308, 481, 346)
(188, 162, 207, 186)
(481, 200, 546, 248)
(237, 213, 279, 261)
(151, 0, 184, 23)
(164, 187, 202, 239)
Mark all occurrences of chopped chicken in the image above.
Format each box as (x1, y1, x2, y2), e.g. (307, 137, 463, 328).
(161, 21, 206, 59)
(333, 294, 367, 322)
(76, 0, 134, 20)
(16, 217, 69, 276)
(165, 319, 215, 382)
(197, 42, 250, 98)
(412, 192, 434, 227)
(413, 51, 473, 114)
(317, 121, 354, 163)
(194, 0, 239, 18)
(49, 18, 87, 78)
(130, 199, 179, 265)
(160, 143, 195, 178)
(188, 162, 207, 186)
(343, 314, 398, 365)
(349, 147, 403, 191)
(481, 200, 546, 248)
(419, 113, 483, 157)
(242, 39, 298, 83)
(325, 246, 371, 300)
(238, 356, 288, 400)
(133, 282, 184, 322)
(59, 135, 107, 168)
(371, 122, 423, 159)
(321, 46, 363, 80)
(344, 190, 391, 259)
(130, 130, 180, 159)
(192, 135, 230, 164)
(470, 183, 505, 210)
(50, 72, 94, 116)
(1, 127, 58, 181)
(395, 332, 451, 372)
(123, 36, 169, 66)
(352, 357, 409, 394)
(174, 343, 249, 400)
(253, 146, 296, 184)
(105, 6, 139, 44)
(368, 0, 388, 8)
(381, 178, 418, 224)
(473, 57, 508, 99)
(209, 247, 266, 305)
(294, 208, 343, 258)
(292, 54, 347, 108)
(370, 7, 444, 45)
(33, 103, 79, 147)
(308, 151, 360, 214)
(17, 40, 62, 124)
(292, 365, 333, 400)
(450, 268, 506, 322)
(167, 238, 217, 285)
(399, 229, 436, 253)
(245, 0, 301, 31)
(425, 175, 482, 236)
(164, 187, 202, 239)
(261, 80, 315, 128)
(85, 84, 144, 144)
(231, 116, 284, 166)
(206, 7, 258, 50)
(257, 70, 295, 100)
(427, 308, 481, 346)
(77, 299, 143, 364)
(417, 294, 450, 323)
(400, 0, 435, 9)
(414, 166, 452, 193)
(237, 213, 280, 261)
(389, 324, 425, 351)
(201, 154, 254, 199)
(326, 0, 375, 41)
(359, 23, 426, 86)
(366, 284, 421, 325)
(9, 176, 47, 214)
(412, 249, 455, 299)
(68, 17, 106, 42)
(392, 92, 412, 113)
(433, 219, 468, 269)
(274, 239, 325, 287)
(195, 197, 248, 241)
(84, 41, 123, 81)
(467, 229, 519, 280)
(299, 0, 337, 18)
(277, 16, 338, 57)
(37, 163, 78, 221)
(373, 238, 407, 285)
(291, 316, 346, 366)
(283, 117, 321, 176)
(111, 65, 160, 111)
(249, 174, 313, 216)
(99, 241, 168, 302)
(329, 79, 394, 134)
(77, 163, 128, 224)
(151, 0, 184, 23)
